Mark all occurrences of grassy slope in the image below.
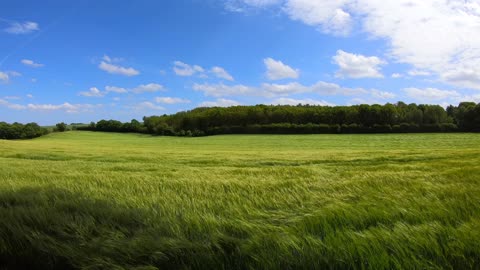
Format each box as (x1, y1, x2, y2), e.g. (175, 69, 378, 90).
(0, 132, 479, 269)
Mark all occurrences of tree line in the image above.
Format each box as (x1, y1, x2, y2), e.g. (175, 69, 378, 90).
(77, 101, 480, 136)
(0, 122, 49, 140)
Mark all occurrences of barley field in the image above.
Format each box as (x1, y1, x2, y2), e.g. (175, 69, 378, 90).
(1, 132, 479, 269)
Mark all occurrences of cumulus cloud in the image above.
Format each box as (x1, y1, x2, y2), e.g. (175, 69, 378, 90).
(173, 61, 205, 76)
(98, 55, 139, 76)
(228, 0, 480, 89)
(403, 87, 461, 101)
(79, 87, 104, 97)
(193, 83, 255, 97)
(333, 50, 385, 78)
(408, 70, 431, 77)
(0, 99, 100, 113)
(284, 1, 353, 36)
(264, 58, 300, 80)
(271, 97, 334, 106)
(211, 66, 234, 81)
(199, 98, 241, 107)
(25, 102, 100, 113)
(441, 68, 480, 90)
(370, 89, 396, 99)
(105, 86, 128, 93)
(132, 83, 164, 94)
(21, 59, 44, 68)
(79, 84, 161, 97)
(0, 99, 26, 110)
(155, 97, 191, 104)
(4, 21, 39, 34)
(193, 81, 376, 98)
(133, 102, 165, 111)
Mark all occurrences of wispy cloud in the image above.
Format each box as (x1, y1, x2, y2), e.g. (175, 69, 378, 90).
(173, 61, 205, 76)
(271, 97, 334, 106)
(79, 87, 105, 97)
(0, 71, 9, 82)
(211, 66, 234, 81)
(155, 97, 191, 104)
(199, 98, 241, 107)
(21, 59, 44, 68)
(3, 20, 39, 34)
(132, 83, 164, 94)
(98, 55, 139, 76)
(79, 84, 164, 97)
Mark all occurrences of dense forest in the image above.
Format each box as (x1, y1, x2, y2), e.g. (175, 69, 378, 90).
(77, 102, 480, 136)
(0, 122, 49, 140)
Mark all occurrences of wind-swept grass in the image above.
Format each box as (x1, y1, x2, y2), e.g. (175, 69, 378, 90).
(1, 132, 479, 269)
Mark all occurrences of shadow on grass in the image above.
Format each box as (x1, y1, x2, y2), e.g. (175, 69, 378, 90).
(0, 187, 246, 270)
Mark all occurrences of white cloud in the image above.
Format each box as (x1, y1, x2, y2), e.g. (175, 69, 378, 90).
(193, 81, 370, 97)
(230, 1, 480, 89)
(199, 98, 241, 107)
(173, 61, 205, 76)
(105, 86, 128, 93)
(102, 55, 123, 63)
(408, 70, 431, 77)
(441, 68, 480, 90)
(403, 87, 461, 101)
(193, 83, 255, 97)
(271, 97, 334, 106)
(0, 72, 8, 82)
(3, 96, 20, 100)
(211, 66, 234, 81)
(132, 83, 164, 93)
(99, 61, 140, 77)
(391, 73, 403, 78)
(26, 102, 99, 113)
(7, 71, 22, 77)
(264, 58, 299, 80)
(98, 56, 139, 76)
(0, 99, 26, 110)
(333, 50, 385, 78)
(284, 1, 353, 36)
(4, 21, 39, 34)
(370, 89, 396, 99)
(79, 84, 163, 97)
(21, 59, 44, 68)
(26, 94, 33, 98)
(133, 102, 165, 111)
(155, 97, 191, 104)
(79, 87, 105, 97)
(261, 81, 369, 97)
(1, 98, 100, 113)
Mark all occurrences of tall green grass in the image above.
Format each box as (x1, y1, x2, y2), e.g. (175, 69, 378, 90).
(1, 132, 479, 269)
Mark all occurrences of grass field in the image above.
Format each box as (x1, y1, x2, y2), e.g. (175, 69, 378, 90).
(1, 132, 480, 269)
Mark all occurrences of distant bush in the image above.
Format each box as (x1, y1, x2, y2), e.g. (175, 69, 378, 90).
(0, 122, 49, 140)
(55, 122, 67, 132)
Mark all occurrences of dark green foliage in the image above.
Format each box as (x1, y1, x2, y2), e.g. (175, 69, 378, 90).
(76, 102, 480, 136)
(0, 122, 49, 140)
(55, 122, 67, 132)
(140, 102, 474, 136)
(77, 119, 148, 134)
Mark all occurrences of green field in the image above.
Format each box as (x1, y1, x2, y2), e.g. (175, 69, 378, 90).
(1, 132, 480, 269)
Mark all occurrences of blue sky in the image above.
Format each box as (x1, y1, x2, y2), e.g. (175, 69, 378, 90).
(1, 0, 480, 124)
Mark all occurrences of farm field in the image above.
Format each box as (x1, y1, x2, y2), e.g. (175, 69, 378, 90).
(1, 132, 480, 269)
